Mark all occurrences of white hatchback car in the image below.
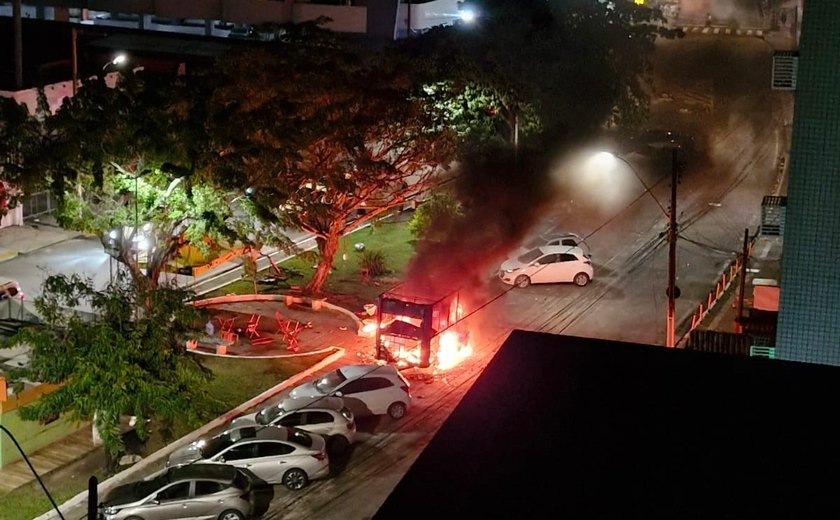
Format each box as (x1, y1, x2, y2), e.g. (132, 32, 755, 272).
(288, 364, 412, 420)
(499, 245, 594, 288)
(230, 396, 357, 456)
(166, 425, 329, 491)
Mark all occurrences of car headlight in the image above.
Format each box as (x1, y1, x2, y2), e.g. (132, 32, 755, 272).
(504, 268, 518, 273)
(102, 506, 119, 518)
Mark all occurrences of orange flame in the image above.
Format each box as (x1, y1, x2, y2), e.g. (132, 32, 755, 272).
(436, 330, 472, 370)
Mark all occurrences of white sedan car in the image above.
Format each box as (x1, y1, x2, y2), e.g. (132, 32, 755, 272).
(166, 425, 329, 490)
(499, 245, 594, 288)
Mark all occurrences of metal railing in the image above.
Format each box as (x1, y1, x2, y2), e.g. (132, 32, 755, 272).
(22, 190, 56, 220)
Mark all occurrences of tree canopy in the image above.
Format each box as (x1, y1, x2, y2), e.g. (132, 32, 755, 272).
(208, 38, 457, 293)
(396, 0, 680, 152)
(33, 72, 234, 289)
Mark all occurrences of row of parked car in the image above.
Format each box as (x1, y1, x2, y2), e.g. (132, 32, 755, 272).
(99, 364, 413, 520)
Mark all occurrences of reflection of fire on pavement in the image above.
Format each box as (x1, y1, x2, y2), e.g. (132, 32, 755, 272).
(370, 283, 473, 372)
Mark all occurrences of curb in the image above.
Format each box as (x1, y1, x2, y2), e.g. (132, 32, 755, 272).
(0, 249, 18, 262)
(33, 347, 346, 520)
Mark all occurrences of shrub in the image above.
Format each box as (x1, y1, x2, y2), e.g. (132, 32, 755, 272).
(360, 249, 387, 277)
(408, 190, 462, 242)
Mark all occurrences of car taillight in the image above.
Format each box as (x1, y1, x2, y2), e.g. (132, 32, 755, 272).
(312, 451, 328, 462)
(584, 260, 591, 265)
(346, 420, 356, 431)
(400, 384, 410, 395)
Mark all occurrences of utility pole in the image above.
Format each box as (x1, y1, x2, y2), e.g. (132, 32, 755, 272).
(666, 147, 679, 348)
(71, 27, 78, 95)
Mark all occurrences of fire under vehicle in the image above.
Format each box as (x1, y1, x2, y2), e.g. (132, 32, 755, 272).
(374, 282, 472, 370)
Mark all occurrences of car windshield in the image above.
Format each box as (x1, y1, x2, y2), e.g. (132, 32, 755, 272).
(287, 428, 314, 448)
(134, 474, 170, 499)
(256, 404, 286, 425)
(200, 429, 252, 459)
(517, 248, 544, 264)
(314, 369, 347, 394)
(201, 437, 234, 459)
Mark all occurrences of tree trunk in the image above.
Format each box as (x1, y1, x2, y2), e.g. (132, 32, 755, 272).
(306, 232, 340, 294)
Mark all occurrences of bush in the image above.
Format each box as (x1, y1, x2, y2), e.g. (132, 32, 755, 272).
(408, 190, 462, 242)
(360, 249, 387, 277)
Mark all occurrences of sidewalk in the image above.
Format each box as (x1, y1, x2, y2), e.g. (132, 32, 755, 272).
(0, 217, 85, 262)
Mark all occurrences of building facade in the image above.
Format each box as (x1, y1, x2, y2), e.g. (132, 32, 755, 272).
(776, 0, 840, 364)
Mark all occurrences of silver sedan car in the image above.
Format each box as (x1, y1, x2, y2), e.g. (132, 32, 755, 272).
(167, 425, 330, 490)
(99, 463, 253, 520)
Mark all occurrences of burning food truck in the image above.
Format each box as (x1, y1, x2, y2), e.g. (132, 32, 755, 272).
(374, 282, 472, 370)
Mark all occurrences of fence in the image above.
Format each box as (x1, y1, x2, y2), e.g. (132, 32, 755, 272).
(21, 191, 55, 220)
(686, 232, 756, 335)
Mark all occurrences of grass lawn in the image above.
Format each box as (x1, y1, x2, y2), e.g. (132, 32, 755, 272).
(205, 214, 417, 312)
(0, 352, 330, 520)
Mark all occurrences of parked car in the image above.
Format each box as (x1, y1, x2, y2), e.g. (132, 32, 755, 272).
(499, 245, 594, 288)
(231, 396, 357, 456)
(99, 463, 253, 520)
(166, 425, 329, 490)
(288, 364, 412, 420)
(516, 231, 591, 259)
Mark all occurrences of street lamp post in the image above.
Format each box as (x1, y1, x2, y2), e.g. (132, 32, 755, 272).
(599, 149, 680, 347)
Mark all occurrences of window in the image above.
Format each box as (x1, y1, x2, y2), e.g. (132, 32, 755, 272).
(156, 482, 190, 501)
(340, 379, 368, 395)
(306, 411, 334, 425)
(195, 481, 225, 496)
(561, 238, 577, 247)
(559, 253, 578, 262)
(255, 442, 294, 457)
(221, 444, 255, 461)
(536, 254, 558, 265)
(279, 412, 305, 427)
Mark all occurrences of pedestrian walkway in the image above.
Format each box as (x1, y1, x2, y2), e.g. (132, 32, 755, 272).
(0, 426, 97, 493)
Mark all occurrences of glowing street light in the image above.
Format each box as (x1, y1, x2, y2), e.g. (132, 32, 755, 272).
(459, 8, 477, 23)
(102, 53, 127, 72)
(592, 150, 682, 348)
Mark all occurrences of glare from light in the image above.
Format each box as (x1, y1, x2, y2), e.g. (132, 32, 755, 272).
(108, 229, 118, 240)
(459, 9, 476, 23)
(112, 54, 127, 66)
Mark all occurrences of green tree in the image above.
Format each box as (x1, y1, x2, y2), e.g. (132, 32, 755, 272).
(0, 273, 216, 459)
(209, 38, 456, 294)
(38, 72, 233, 290)
(399, 0, 680, 150)
(408, 189, 463, 243)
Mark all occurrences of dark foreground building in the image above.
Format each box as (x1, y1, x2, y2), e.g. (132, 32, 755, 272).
(376, 330, 840, 519)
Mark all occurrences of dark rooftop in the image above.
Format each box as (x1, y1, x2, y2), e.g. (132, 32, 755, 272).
(375, 330, 840, 519)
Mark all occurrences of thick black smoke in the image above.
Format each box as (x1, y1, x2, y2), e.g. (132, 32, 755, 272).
(405, 144, 558, 300)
